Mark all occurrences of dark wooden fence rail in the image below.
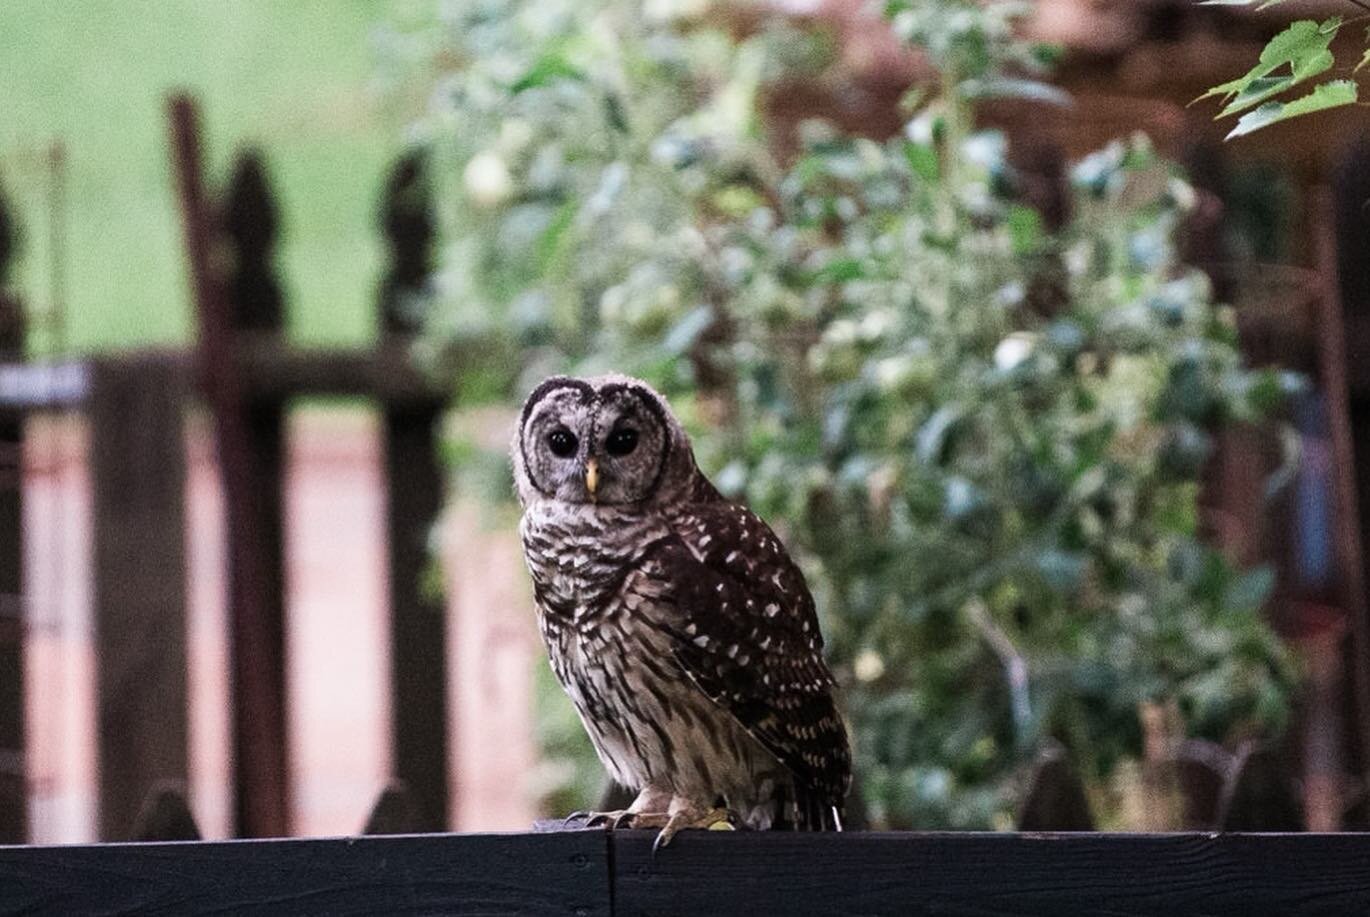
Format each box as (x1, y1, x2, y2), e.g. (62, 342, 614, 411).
(4, 830, 1370, 916)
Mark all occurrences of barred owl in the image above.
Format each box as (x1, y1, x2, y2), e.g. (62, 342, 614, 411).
(513, 374, 851, 847)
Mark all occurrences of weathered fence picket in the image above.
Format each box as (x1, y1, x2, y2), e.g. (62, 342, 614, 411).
(0, 180, 24, 845)
(90, 354, 189, 841)
(379, 151, 451, 833)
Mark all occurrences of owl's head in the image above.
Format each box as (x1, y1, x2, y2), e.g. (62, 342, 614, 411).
(513, 374, 695, 508)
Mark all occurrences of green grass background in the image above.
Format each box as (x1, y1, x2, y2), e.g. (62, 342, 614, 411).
(2, 0, 410, 354)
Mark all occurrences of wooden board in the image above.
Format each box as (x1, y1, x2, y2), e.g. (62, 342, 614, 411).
(0, 831, 610, 916)
(5, 831, 1370, 916)
(611, 831, 1370, 916)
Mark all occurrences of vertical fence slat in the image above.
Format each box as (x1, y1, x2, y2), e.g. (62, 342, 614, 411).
(1323, 164, 1370, 825)
(1016, 745, 1095, 832)
(90, 355, 189, 840)
(384, 407, 447, 830)
(379, 152, 450, 831)
(170, 98, 290, 839)
(361, 782, 421, 835)
(0, 179, 25, 843)
(130, 783, 201, 842)
(221, 150, 290, 839)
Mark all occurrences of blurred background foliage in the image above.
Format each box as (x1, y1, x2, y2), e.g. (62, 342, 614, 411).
(393, 0, 1300, 829)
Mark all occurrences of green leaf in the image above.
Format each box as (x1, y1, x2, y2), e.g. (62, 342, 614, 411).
(1197, 18, 1341, 118)
(1006, 205, 1043, 255)
(960, 78, 1071, 106)
(903, 141, 940, 182)
(511, 48, 585, 93)
(1227, 79, 1358, 138)
(916, 407, 961, 465)
(536, 200, 579, 271)
(815, 257, 865, 283)
(1225, 566, 1275, 612)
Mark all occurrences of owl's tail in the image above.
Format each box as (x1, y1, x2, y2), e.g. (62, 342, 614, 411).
(786, 783, 845, 831)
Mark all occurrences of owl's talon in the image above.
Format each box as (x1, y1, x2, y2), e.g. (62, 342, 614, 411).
(651, 806, 735, 854)
(582, 809, 631, 828)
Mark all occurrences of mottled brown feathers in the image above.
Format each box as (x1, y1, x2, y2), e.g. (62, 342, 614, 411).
(514, 375, 851, 831)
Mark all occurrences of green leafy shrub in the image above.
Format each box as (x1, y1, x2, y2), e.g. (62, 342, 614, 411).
(397, 0, 1298, 827)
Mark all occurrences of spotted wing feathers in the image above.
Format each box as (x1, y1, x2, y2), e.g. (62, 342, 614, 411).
(661, 496, 852, 828)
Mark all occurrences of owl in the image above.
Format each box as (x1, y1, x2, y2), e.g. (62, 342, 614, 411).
(513, 374, 851, 848)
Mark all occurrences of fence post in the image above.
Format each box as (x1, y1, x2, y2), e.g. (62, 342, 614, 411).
(1217, 742, 1303, 831)
(90, 354, 189, 840)
(130, 782, 201, 842)
(1324, 157, 1370, 826)
(361, 781, 422, 835)
(379, 151, 451, 831)
(1016, 744, 1094, 831)
(0, 178, 26, 844)
(219, 150, 291, 838)
(170, 96, 293, 839)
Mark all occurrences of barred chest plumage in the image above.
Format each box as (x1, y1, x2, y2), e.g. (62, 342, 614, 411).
(518, 502, 669, 628)
(518, 500, 788, 826)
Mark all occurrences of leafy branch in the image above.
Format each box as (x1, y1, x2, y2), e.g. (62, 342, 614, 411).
(1198, 0, 1367, 137)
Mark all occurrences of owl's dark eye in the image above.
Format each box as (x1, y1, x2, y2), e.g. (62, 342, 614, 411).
(606, 427, 639, 457)
(547, 428, 578, 458)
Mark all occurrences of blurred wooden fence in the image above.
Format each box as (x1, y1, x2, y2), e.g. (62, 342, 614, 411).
(0, 96, 453, 841)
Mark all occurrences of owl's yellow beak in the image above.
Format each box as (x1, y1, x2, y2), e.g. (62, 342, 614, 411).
(584, 457, 599, 499)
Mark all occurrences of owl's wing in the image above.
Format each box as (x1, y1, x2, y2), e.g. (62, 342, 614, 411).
(657, 498, 851, 824)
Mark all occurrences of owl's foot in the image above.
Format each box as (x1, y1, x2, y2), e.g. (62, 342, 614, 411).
(567, 809, 665, 830)
(651, 806, 737, 854)
(566, 809, 629, 829)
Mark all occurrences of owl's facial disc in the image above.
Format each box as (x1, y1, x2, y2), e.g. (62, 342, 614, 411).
(517, 377, 673, 506)
(587, 384, 670, 504)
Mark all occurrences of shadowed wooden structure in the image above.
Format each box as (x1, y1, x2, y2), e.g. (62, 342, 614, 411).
(0, 97, 461, 842)
(169, 97, 456, 838)
(0, 177, 25, 845)
(6, 830, 1370, 916)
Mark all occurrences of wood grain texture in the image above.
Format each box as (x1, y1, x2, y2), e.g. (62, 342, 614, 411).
(5, 831, 1370, 915)
(0, 831, 610, 917)
(611, 831, 1370, 917)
